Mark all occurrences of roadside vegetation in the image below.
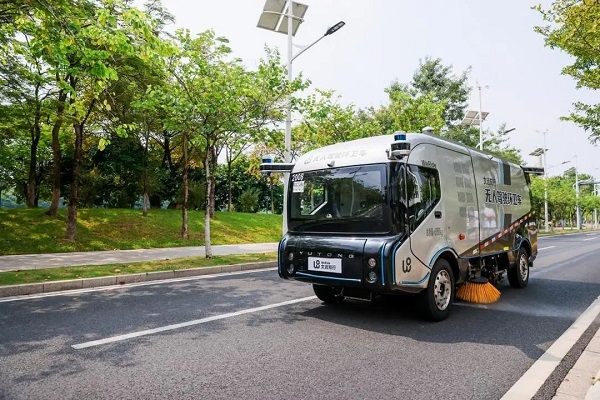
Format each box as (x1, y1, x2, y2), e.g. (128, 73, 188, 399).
(0, 252, 277, 286)
(1, 0, 598, 260)
(0, 208, 282, 255)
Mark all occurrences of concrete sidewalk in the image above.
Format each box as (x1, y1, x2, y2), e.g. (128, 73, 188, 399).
(0, 242, 279, 272)
(554, 327, 600, 400)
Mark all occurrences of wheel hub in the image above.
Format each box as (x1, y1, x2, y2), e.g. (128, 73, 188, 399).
(434, 270, 451, 310)
(519, 255, 528, 281)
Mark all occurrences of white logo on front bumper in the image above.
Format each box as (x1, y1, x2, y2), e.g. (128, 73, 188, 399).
(308, 257, 342, 274)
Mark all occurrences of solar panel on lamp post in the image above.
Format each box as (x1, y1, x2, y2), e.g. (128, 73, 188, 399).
(461, 109, 489, 150)
(257, 0, 345, 234)
(461, 82, 494, 150)
(530, 145, 549, 233)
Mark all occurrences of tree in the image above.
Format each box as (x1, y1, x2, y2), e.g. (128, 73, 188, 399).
(221, 133, 252, 212)
(19, 0, 165, 239)
(295, 89, 381, 152)
(157, 31, 302, 257)
(387, 59, 522, 162)
(0, 17, 56, 207)
(375, 84, 446, 134)
(408, 57, 471, 128)
(535, 1, 600, 142)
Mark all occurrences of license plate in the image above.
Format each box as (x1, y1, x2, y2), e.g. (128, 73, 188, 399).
(308, 257, 342, 274)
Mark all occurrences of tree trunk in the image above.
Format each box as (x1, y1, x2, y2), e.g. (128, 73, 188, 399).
(26, 111, 41, 207)
(227, 161, 232, 212)
(270, 176, 275, 214)
(142, 127, 150, 217)
(143, 192, 149, 216)
(181, 132, 189, 239)
(209, 146, 217, 218)
(46, 89, 67, 216)
(205, 148, 212, 258)
(66, 123, 83, 240)
(210, 176, 216, 218)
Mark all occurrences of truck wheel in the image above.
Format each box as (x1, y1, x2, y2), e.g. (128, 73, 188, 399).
(419, 259, 454, 322)
(313, 284, 345, 304)
(508, 247, 529, 288)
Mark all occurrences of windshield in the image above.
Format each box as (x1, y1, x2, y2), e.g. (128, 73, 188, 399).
(288, 164, 392, 233)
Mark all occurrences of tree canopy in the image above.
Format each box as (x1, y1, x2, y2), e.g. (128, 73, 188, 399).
(535, 0, 600, 142)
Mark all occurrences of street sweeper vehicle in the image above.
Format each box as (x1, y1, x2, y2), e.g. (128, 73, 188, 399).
(260, 131, 540, 321)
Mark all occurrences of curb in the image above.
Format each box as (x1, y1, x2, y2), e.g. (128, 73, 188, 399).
(0, 261, 277, 298)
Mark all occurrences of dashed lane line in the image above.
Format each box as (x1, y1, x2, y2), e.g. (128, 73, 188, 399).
(72, 296, 317, 350)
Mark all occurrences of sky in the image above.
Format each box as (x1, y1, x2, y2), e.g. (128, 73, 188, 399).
(155, 0, 598, 180)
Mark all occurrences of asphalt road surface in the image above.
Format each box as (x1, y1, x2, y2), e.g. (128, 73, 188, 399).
(1, 232, 599, 400)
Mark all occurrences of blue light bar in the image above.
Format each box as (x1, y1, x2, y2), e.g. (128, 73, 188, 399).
(262, 156, 273, 164)
(394, 132, 406, 141)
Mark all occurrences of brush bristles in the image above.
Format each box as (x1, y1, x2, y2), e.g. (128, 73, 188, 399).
(456, 281, 501, 304)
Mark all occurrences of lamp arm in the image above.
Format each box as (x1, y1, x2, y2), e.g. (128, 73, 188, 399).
(291, 34, 326, 62)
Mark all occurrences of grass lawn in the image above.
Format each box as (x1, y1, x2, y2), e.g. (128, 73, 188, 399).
(0, 252, 278, 286)
(0, 208, 283, 255)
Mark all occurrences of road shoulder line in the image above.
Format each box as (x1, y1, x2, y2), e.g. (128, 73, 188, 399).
(500, 296, 600, 400)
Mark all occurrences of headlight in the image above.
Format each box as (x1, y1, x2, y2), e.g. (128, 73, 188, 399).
(286, 263, 295, 274)
(368, 258, 377, 268)
(366, 271, 378, 283)
(287, 252, 294, 261)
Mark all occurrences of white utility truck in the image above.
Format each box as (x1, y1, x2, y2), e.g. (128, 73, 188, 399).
(261, 131, 540, 321)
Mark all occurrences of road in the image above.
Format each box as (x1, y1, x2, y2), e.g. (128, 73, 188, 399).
(0, 232, 599, 400)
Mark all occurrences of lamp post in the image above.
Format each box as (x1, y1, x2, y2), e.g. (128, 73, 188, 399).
(530, 139, 549, 233)
(461, 109, 490, 150)
(594, 168, 599, 229)
(575, 156, 581, 230)
(477, 82, 484, 150)
(530, 131, 570, 233)
(257, 0, 345, 234)
(461, 82, 489, 150)
(594, 183, 598, 229)
(565, 161, 581, 230)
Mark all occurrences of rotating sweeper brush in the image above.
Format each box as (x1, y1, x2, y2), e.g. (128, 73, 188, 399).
(456, 277, 501, 304)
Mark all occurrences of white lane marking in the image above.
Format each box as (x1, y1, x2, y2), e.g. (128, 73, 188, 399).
(539, 231, 598, 239)
(500, 295, 600, 400)
(72, 296, 317, 350)
(0, 268, 278, 303)
(584, 237, 597, 241)
(538, 246, 556, 251)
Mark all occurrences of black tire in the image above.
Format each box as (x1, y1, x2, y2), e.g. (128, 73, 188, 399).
(313, 284, 345, 304)
(419, 259, 454, 322)
(508, 247, 529, 288)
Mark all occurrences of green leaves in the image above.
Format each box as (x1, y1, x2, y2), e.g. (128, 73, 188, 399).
(535, 1, 600, 142)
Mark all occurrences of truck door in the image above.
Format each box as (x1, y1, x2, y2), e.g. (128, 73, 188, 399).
(406, 163, 444, 267)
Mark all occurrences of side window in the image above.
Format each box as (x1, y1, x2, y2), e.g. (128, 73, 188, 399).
(407, 165, 441, 231)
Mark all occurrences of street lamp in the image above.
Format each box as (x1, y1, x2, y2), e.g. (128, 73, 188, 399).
(461, 109, 489, 150)
(530, 131, 571, 233)
(530, 144, 549, 233)
(479, 127, 516, 148)
(257, 0, 345, 234)
(565, 161, 581, 230)
(461, 82, 490, 150)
